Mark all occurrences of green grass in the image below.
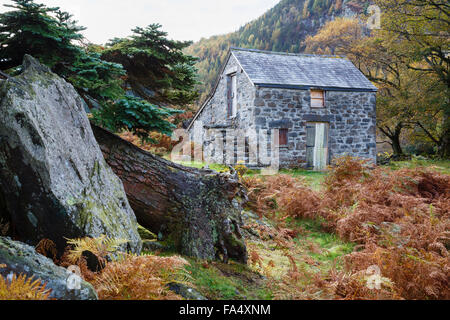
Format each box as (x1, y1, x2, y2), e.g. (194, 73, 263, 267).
(386, 159, 450, 174)
(293, 219, 354, 265)
(171, 160, 230, 172)
(185, 259, 273, 300)
(244, 168, 327, 190)
(167, 159, 329, 190)
(280, 169, 327, 190)
(173, 157, 450, 176)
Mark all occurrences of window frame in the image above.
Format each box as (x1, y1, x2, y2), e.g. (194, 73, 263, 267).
(227, 72, 238, 118)
(310, 89, 325, 109)
(279, 128, 289, 147)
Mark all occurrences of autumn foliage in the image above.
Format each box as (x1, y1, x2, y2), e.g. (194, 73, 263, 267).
(120, 131, 181, 155)
(0, 272, 51, 300)
(93, 254, 189, 300)
(243, 156, 450, 300)
(31, 236, 191, 300)
(118, 111, 194, 155)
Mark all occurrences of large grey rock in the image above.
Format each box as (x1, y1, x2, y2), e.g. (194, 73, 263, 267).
(0, 55, 141, 253)
(0, 236, 97, 300)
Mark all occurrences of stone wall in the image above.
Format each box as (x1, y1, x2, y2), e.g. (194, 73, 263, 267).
(253, 87, 377, 167)
(192, 54, 256, 164)
(190, 55, 377, 168)
(194, 54, 255, 129)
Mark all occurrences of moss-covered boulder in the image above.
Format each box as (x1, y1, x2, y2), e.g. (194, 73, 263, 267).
(0, 55, 141, 254)
(0, 237, 97, 300)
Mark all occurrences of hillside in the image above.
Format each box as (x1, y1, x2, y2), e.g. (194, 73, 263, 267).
(185, 0, 371, 104)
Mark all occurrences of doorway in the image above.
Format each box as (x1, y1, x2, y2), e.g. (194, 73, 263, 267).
(306, 122, 329, 171)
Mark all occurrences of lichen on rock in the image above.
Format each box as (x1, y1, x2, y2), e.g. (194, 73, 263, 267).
(0, 55, 141, 254)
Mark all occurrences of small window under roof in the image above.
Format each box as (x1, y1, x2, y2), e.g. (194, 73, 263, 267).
(311, 90, 325, 108)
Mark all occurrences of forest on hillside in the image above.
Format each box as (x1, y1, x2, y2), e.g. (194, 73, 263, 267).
(185, 0, 370, 103)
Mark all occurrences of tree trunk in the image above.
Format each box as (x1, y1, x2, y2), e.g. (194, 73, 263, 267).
(438, 114, 450, 159)
(391, 128, 403, 158)
(440, 135, 450, 159)
(379, 122, 404, 157)
(415, 119, 449, 159)
(91, 124, 248, 264)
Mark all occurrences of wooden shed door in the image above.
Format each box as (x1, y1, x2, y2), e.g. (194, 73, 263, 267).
(306, 123, 329, 170)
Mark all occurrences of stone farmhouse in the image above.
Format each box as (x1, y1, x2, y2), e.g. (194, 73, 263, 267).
(187, 47, 378, 170)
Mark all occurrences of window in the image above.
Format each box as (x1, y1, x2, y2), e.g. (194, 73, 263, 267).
(311, 90, 325, 108)
(279, 129, 288, 146)
(227, 73, 237, 118)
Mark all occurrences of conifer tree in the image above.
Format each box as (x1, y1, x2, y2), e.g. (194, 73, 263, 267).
(0, 0, 83, 70)
(101, 24, 199, 107)
(0, 0, 191, 141)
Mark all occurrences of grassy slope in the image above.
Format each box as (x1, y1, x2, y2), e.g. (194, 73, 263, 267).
(186, 259, 273, 300)
(182, 217, 354, 300)
(387, 159, 450, 174)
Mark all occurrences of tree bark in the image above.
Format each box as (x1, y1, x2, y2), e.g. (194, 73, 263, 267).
(379, 122, 404, 157)
(91, 124, 248, 263)
(437, 114, 450, 159)
(440, 127, 450, 158)
(415, 120, 450, 158)
(391, 130, 403, 158)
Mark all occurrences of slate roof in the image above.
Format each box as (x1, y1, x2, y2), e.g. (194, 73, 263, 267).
(187, 48, 377, 130)
(231, 47, 378, 92)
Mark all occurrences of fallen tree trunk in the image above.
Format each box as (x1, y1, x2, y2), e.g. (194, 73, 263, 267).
(91, 124, 248, 263)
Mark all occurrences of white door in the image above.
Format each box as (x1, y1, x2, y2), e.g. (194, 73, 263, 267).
(306, 122, 329, 171)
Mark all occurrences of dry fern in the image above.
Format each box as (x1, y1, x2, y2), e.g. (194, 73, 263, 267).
(0, 273, 51, 300)
(244, 156, 450, 300)
(64, 235, 128, 265)
(93, 253, 191, 300)
(35, 239, 58, 262)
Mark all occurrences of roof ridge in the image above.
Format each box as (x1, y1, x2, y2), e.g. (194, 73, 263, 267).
(230, 47, 346, 59)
